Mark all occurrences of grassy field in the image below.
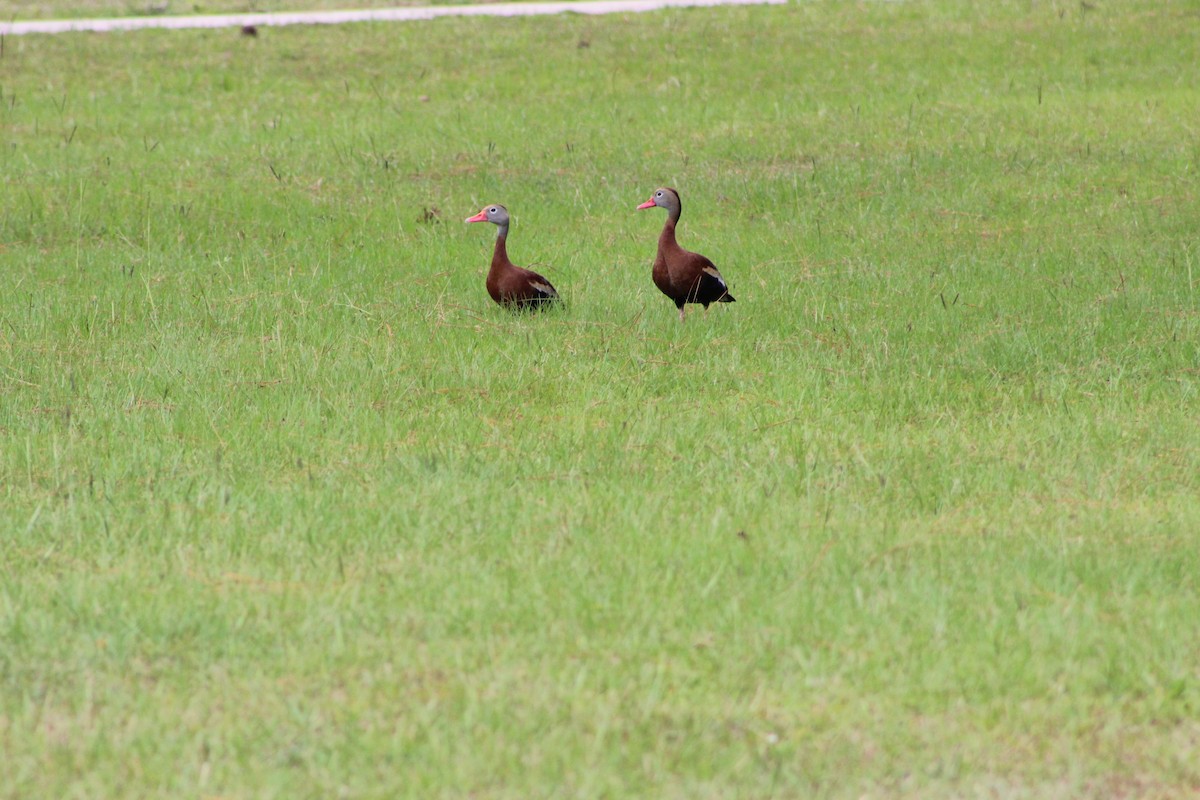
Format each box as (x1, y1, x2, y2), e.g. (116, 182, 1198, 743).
(1, 0, 540, 23)
(3, 0, 1200, 796)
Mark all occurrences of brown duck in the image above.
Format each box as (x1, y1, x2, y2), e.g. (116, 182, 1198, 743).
(465, 204, 559, 311)
(637, 187, 735, 321)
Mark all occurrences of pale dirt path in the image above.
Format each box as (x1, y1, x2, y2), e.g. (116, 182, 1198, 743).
(1, 0, 785, 36)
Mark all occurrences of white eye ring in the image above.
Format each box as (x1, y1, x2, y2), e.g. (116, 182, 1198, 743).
(489, 207, 497, 213)
(655, 191, 663, 197)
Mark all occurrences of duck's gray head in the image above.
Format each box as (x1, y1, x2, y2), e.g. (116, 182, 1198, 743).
(465, 204, 510, 227)
(636, 187, 681, 217)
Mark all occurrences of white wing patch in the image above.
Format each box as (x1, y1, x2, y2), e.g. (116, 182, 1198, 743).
(701, 266, 726, 287)
(530, 281, 558, 298)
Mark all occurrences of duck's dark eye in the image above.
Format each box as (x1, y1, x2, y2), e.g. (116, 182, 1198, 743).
(489, 207, 497, 213)
(655, 191, 663, 197)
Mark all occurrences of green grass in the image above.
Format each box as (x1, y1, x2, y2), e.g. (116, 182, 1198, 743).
(1, 0, 533, 22)
(3, 1, 1200, 796)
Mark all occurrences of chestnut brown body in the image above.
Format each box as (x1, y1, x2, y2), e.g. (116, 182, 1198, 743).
(486, 234, 558, 310)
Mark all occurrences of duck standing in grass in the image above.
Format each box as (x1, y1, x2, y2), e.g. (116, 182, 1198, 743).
(465, 204, 559, 311)
(637, 187, 735, 321)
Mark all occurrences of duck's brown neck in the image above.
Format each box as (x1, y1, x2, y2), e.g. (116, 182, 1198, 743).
(658, 216, 679, 251)
(491, 228, 510, 269)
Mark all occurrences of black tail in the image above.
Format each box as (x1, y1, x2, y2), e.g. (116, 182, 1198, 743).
(719, 293, 736, 303)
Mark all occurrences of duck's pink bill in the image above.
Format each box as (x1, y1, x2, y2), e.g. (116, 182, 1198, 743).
(636, 199, 655, 210)
(465, 211, 488, 223)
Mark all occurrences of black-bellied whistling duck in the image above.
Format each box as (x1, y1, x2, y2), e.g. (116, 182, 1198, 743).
(465, 204, 559, 311)
(637, 187, 735, 322)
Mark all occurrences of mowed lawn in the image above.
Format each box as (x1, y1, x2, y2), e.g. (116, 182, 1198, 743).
(2, 1, 1199, 797)
(1, 0, 597, 24)
(0, 0, 486, 22)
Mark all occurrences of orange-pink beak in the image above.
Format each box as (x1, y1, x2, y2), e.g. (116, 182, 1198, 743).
(465, 209, 489, 223)
(636, 198, 656, 210)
